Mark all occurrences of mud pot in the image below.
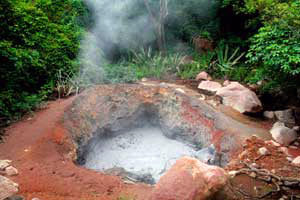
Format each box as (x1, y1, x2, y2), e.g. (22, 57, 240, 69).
(0, 81, 272, 199)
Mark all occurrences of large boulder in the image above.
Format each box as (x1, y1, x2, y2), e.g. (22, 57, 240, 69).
(216, 82, 262, 113)
(198, 81, 222, 93)
(0, 175, 18, 200)
(270, 122, 297, 146)
(148, 157, 228, 200)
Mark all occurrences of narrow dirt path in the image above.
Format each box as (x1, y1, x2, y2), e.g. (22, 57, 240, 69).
(0, 97, 152, 200)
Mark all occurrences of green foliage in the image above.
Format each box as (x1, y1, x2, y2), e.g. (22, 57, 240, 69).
(220, 0, 300, 91)
(167, 0, 219, 41)
(103, 62, 138, 83)
(130, 48, 183, 79)
(178, 52, 215, 79)
(0, 0, 89, 119)
(215, 44, 245, 76)
(178, 43, 244, 79)
(247, 25, 300, 76)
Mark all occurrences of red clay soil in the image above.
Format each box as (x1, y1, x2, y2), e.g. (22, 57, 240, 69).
(223, 136, 300, 199)
(0, 97, 152, 200)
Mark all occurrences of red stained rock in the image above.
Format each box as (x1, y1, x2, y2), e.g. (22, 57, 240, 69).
(148, 157, 228, 200)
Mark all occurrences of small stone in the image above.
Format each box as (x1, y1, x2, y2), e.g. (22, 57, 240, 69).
(175, 88, 185, 94)
(5, 166, 18, 176)
(292, 156, 300, 166)
(293, 126, 300, 132)
(279, 147, 291, 156)
(263, 111, 275, 119)
(249, 172, 256, 178)
(198, 95, 206, 101)
(271, 169, 276, 174)
(265, 140, 281, 147)
(251, 135, 258, 139)
(141, 78, 148, 82)
(223, 80, 231, 86)
(258, 147, 269, 155)
(228, 171, 238, 178)
(196, 71, 212, 81)
(32, 198, 40, 200)
(250, 163, 259, 169)
(294, 141, 300, 146)
(287, 157, 293, 162)
(0, 160, 12, 170)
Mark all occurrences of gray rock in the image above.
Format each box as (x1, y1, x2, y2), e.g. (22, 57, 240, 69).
(274, 109, 295, 126)
(194, 144, 217, 165)
(0, 160, 11, 170)
(258, 147, 269, 155)
(263, 111, 275, 119)
(5, 166, 18, 176)
(270, 123, 297, 146)
(0, 175, 18, 200)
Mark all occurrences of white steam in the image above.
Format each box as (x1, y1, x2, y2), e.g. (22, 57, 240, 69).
(79, 0, 156, 84)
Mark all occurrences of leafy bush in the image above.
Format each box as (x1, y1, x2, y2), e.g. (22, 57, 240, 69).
(247, 25, 300, 76)
(0, 0, 89, 119)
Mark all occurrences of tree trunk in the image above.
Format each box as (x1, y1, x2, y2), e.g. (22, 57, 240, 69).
(143, 0, 168, 54)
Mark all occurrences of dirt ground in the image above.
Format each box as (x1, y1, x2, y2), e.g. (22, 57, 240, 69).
(0, 81, 299, 200)
(0, 97, 152, 200)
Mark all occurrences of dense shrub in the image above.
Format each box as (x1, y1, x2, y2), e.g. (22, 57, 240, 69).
(0, 0, 89, 119)
(219, 0, 300, 90)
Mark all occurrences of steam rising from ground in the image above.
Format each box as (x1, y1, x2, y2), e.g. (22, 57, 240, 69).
(78, 0, 219, 84)
(79, 0, 155, 84)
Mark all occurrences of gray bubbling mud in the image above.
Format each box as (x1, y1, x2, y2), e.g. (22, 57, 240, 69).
(84, 126, 200, 183)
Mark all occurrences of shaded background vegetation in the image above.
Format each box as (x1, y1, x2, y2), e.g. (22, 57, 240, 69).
(0, 0, 300, 124)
